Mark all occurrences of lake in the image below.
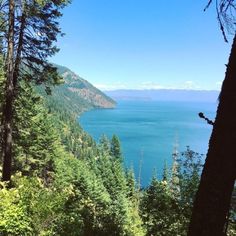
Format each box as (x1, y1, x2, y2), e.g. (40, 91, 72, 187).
(79, 100, 217, 186)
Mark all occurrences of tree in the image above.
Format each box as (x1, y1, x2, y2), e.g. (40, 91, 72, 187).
(110, 134, 122, 160)
(99, 134, 110, 155)
(170, 147, 180, 199)
(178, 147, 202, 209)
(188, 1, 236, 235)
(177, 148, 202, 234)
(126, 167, 136, 199)
(141, 175, 180, 236)
(0, 55, 4, 159)
(0, 0, 69, 182)
(162, 160, 169, 182)
(12, 82, 62, 183)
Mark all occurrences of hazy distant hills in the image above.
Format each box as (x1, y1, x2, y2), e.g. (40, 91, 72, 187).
(104, 89, 220, 102)
(40, 64, 116, 115)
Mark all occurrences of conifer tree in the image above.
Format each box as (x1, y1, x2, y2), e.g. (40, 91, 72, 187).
(0, 0, 69, 181)
(99, 134, 110, 155)
(170, 146, 180, 199)
(162, 160, 169, 182)
(188, 2, 236, 235)
(110, 134, 122, 160)
(141, 173, 183, 236)
(0, 81, 63, 183)
(126, 167, 136, 199)
(0, 54, 4, 168)
(178, 147, 202, 207)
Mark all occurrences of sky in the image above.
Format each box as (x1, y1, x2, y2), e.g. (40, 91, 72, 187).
(51, 0, 233, 91)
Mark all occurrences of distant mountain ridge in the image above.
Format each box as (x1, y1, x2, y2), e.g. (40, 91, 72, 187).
(40, 64, 116, 115)
(104, 89, 220, 102)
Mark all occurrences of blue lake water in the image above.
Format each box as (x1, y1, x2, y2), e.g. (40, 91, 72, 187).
(79, 100, 217, 186)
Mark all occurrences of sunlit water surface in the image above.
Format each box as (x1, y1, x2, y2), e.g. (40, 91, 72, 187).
(79, 101, 216, 186)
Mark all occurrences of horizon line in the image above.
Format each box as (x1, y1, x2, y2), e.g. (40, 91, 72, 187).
(102, 88, 221, 92)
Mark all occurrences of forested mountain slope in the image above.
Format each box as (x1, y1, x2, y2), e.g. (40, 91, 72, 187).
(1, 72, 236, 235)
(39, 64, 116, 115)
(0, 79, 145, 235)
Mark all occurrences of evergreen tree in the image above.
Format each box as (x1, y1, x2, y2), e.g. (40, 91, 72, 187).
(1, 81, 62, 184)
(0, 0, 69, 182)
(99, 134, 110, 154)
(188, 2, 236, 235)
(141, 175, 180, 236)
(162, 160, 169, 182)
(126, 167, 136, 199)
(0, 54, 4, 166)
(178, 147, 202, 208)
(110, 134, 122, 160)
(170, 146, 180, 199)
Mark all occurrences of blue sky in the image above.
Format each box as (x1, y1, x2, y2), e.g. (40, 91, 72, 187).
(52, 0, 233, 90)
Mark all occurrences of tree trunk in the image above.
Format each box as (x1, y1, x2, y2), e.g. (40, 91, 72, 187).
(2, 0, 15, 182)
(188, 34, 236, 236)
(13, 11, 26, 88)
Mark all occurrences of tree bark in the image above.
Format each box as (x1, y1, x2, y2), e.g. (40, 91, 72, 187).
(2, 0, 15, 182)
(188, 34, 236, 236)
(13, 11, 26, 88)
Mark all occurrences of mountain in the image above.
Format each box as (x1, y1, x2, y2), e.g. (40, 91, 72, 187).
(39, 64, 116, 115)
(104, 89, 220, 102)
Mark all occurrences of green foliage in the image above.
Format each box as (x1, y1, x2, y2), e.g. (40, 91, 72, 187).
(0, 173, 68, 235)
(1, 0, 70, 86)
(141, 175, 182, 236)
(99, 134, 111, 155)
(0, 46, 214, 236)
(0, 79, 207, 236)
(110, 135, 122, 160)
(54, 155, 111, 236)
(140, 147, 203, 236)
(0, 74, 146, 235)
(95, 135, 144, 235)
(0, 180, 32, 235)
(162, 161, 169, 182)
(12, 83, 59, 181)
(37, 64, 116, 116)
(177, 147, 203, 219)
(126, 167, 136, 200)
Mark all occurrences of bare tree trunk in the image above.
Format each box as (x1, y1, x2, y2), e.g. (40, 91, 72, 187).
(188, 34, 236, 236)
(2, 0, 15, 182)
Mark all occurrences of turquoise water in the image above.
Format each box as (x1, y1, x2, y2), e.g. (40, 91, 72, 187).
(79, 101, 217, 186)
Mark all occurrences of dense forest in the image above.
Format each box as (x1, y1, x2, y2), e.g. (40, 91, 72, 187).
(0, 76, 221, 235)
(1, 0, 236, 235)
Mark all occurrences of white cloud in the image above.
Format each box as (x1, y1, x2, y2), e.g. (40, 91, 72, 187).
(94, 82, 128, 91)
(181, 81, 201, 90)
(94, 80, 208, 91)
(139, 81, 165, 89)
(95, 81, 167, 91)
(183, 81, 194, 89)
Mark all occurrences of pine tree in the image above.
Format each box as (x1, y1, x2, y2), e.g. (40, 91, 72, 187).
(0, 0, 69, 182)
(110, 134, 122, 160)
(99, 134, 110, 155)
(9, 82, 62, 183)
(141, 174, 181, 236)
(188, 2, 236, 235)
(126, 167, 136, 199)
(178, 147, 202, 207)
(0, 54, 5, 170)
(162, 160, 169, 182)
(170, 146, 180, 199)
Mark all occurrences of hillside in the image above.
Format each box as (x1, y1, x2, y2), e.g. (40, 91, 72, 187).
(40, 64, 116, 115)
